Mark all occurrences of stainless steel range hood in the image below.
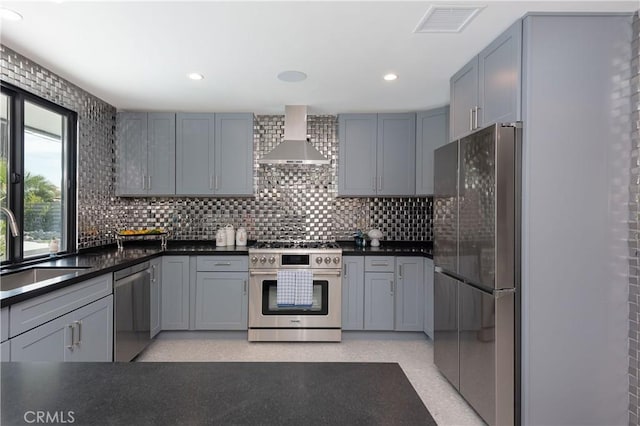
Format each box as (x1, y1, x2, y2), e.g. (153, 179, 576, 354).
(258, 105, 330, 165)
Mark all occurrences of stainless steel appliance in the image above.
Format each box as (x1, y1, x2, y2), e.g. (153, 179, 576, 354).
(248, 241, 342, 342)
(433, 123, 521, 426)
(114, 262, 152, 361)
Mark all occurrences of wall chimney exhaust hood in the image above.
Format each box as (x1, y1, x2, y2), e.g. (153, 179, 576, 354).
(258, 105, 330, 165)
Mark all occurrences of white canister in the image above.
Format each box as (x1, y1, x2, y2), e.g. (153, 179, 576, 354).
(225, 224, 235, 246)
(235, 227, 247, 246)
(216, 229, 227, 247)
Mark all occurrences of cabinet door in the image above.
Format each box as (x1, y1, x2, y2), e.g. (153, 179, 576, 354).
(10, 310, 72, 361)
(194, 272, 248, 330)
(150, 257, 162, 338)
(215, 113, 254, 196)
(176, 113, 215, 195)
(116, 112, 148, 196)
(377, 113, 416, 196)
(69, 295, 113, 362)
(478, 19, 522, 127)
(395, 257, 424, 331)
(161, 256, 190, 330)
(416, 107, 449, 195)
(337, 114, 377, 196)
(363, 272, 395, 330)
(342, 257, 365, 330)
(423, 258, 434, 339)
(450, 57, 479, 141)
(146, 112, 176, 196)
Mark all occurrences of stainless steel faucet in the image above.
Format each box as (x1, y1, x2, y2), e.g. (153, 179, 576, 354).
(0, 206, 20, 236)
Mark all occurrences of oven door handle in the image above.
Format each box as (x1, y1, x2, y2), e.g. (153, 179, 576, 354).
(249, 271, 342, 276)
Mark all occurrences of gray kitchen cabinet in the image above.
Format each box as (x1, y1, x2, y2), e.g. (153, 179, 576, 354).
(161, 256, 190, 330)
(176, 113, 215, 195)
(364, 272, 395, 330)
(395, 257, 424, 331)
(423, 257, 434, 339)
(214, 113, 254, 196)
(341, 256, 365, 331)
(1, 341, 9, 361)
(194, 272, 248, 330)
(150, 257, 162, 338)
(176, 113, 254, 196)
(449, 20, 522, 141)
(415, 107, 449, 195)
(10, 295, 113, 362)
(10, 273, 112, 338)
(116, 112, 176, 196)
(338, 113, 416, 196)
(338, 114, 378, 196)
(1, 306, 8, 342)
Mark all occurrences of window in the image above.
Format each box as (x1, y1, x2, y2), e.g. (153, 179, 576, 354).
(1, 82, 77, 264)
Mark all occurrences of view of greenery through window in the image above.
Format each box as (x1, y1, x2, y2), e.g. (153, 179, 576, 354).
(0, 93, 68, 262)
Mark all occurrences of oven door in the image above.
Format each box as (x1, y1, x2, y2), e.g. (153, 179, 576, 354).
(248, 270, 341, 328)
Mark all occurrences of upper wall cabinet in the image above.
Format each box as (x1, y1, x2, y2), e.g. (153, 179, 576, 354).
(450, 20, 522, 141)
(338, 113, 416, 196)
(116, 112, 176, 196)
(415, 107, 449, 195)
(175, 113, 254, 197)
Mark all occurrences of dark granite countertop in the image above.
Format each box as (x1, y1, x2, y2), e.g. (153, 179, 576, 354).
(338, 240, 433, 259)
(1, 362, 436, 426)
(0, 241, 251, 307)
(1, 240, 432, 307)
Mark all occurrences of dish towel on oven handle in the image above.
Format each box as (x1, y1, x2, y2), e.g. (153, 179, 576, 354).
(276, 270, 296, 306)
(294, 269, 313, 307)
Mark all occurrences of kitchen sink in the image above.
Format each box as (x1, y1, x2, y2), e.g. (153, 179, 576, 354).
(1, 267, 89, 292)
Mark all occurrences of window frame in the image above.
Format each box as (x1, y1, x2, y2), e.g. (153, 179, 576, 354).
(1, 81, 77, 266)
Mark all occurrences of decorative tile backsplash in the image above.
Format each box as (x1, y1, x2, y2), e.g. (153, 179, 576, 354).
(0, 45, 433, 248)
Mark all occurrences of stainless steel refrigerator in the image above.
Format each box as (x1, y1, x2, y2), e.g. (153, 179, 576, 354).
(433, 123, 521, 426)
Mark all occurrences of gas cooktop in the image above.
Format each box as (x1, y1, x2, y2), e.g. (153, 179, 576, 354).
(251, 241, 341, 250)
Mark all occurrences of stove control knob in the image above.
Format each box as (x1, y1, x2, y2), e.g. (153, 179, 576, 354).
(333, 257, 340, 264)
(268, 257, 276, 264)
(316, 256, 323, 264)
(251, 256, 258, 264)
(259, 256, 267, 264)
(324, 257, 332, 264)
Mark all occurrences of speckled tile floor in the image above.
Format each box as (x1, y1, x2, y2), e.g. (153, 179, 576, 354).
(137, 331, 485, 426)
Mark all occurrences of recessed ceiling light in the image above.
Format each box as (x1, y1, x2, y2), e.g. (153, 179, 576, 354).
(277, 70, 307, 83)
(0, 7, 23, 21)
(384, 73, 398, 81)
(187, 73, 204, 81)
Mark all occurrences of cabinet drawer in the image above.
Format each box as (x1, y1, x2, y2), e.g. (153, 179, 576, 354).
(196, 256, 248, 272)
(1, 307, 8, 342)
(364, 256, 395, 273)
(10, 273, 112, 337)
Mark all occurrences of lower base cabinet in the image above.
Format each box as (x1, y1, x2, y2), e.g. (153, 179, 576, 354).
(395, 257, 424, 331)
(364, 272, 395, 330)
(342, 257, 365, 331)
(161, 256, 190, 330)
(10, 295, 113, 362)
(194, 272, 248, 330)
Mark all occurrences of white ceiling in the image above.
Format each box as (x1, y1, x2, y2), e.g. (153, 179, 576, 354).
(1, 1, 637, 114)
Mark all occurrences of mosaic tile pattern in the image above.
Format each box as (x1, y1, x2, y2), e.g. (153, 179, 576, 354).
(1, 44, 117, 249)
(630, 11, 640, 426)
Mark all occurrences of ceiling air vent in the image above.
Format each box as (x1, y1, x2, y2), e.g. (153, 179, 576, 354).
(414, 5, 484, 33)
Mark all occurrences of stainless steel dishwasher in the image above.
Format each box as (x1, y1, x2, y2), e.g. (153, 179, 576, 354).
(114, 262, 151, 362)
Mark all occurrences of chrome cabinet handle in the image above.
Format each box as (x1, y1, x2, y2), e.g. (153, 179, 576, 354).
(389, 280, 394, 295)
(243, 280, 247, 295)
(148, 175, 152, 190)
(469, 109, 474, 131)
(142, 175, 146, 190)
(473, 106, 479, 129)
(74, 321, 82, 345)
(151, 264, 156, 281)
(215, 175, 219, 190)
(209, 175, 214, 190)
(371, 262, 388, 267)
(66, 324, 75, 350)
(215, 262, 232, 266)
(343, 264, 347, 277)
(398, 264, 403, 278)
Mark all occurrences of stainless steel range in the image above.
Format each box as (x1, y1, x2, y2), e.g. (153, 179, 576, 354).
(248, 241, 342, 342)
